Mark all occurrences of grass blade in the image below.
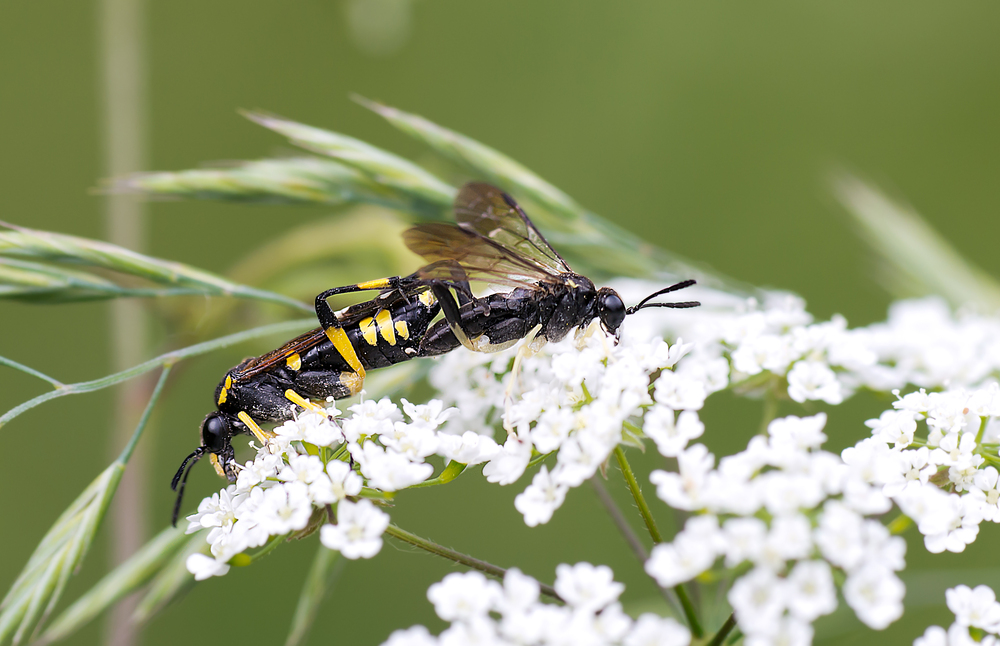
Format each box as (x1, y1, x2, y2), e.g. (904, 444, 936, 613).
(115, 157, 449, 217)
(833, 174, 1000, 308)
(0, 223, 308, 310)
(284, 545, 343, 646)
(244, 112, 455, 211)
(37, 526, 189, 644)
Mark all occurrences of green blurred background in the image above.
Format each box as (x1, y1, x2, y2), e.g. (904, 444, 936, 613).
(2, 1, 999, 644)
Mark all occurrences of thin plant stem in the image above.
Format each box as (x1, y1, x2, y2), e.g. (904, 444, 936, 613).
(706, 612, 738, 646)
(384, 524, 564, 603)
(116, 366, 171, 465)
(590, 477, 684, 617)
(0, 355, 64, 388)
(613, 446, 703, 638)
(590, 477, 648, 561)
(285, 545, 343, 646)
(613, 446, 663, 544)
(0, 318, 314, 428)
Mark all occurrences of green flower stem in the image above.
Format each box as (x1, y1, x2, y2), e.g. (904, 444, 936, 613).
(613, 446, 663, 543)
(410, 461, 467, 488)
(590, 477, 684, 617)
(0, 355, 64, 388)
(705, 613, 738, 646)
(384, 524, 564, 603)
(590, 477, 649, 561)
(230, 534, 286, 567)
(0, 318, 314, 429)
(613, 446, 703, 638)
(526, 452, 554, 469)
(976, 416, 987, 446)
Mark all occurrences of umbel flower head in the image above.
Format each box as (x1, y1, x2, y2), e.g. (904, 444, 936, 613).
(182, 285, 1000, 646)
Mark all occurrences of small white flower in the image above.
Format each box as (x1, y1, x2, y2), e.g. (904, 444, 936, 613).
(843, 566, 904, 629)
(650, 443, 714, 511)
(277, 453, 325, 486)
(185, 553, 230, 580)
(401, 398, 454, 429)
(728, 568, 787, 635)
(381, 625, 439, 646)
(309, 460, 363, 504)
(767, 413, 828, 451)
(436, 431, 501, 466)
(256, 482, 313, 535)
(946, 585, 1000, 632)
(350, 441, 434, 491)
(785, 560, 837, 621)
(427, 571, 501, 622)
(786, 360, 843, 405)
(342, 397, 401, 442)
(319, 499, 390, 559)
(654, 371, 707, 411)
(644, 407, 704, 458)
(913, 625, 948, 646)
(924, 494, 982, 554)
(969, 466, 1000, 522)
(514, 466, 568, 527)
(554, 563, 625, 613)
(623, 614, 691, 646)
(482, 434, 533, 485)
(865, 409, 917, 448)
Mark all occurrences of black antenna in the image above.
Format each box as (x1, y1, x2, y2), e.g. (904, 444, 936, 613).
(627, 279, 700, 315)
(171, 448, 203, 526)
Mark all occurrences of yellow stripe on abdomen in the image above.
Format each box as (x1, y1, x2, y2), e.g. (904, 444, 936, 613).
(375, 309, 396, 345)
(359, 317, 378, 346)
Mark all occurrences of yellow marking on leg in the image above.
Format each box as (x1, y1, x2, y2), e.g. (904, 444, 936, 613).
(210, 453, 227, 478)
(237, 411, 272, 445)
(324, 325, 366, 380)
(359, 317, 378, 345)
(394, 319, 410, 340)
(217, 375, 232, 405)
(286, 353, 302, 371)
(340, 371, 364, 396)
(285, 389, 326, 415)
(375, 309, 396, 345)
(356, 277, 391, 290)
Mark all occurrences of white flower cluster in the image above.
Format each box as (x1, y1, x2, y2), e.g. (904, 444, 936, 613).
(185, 396, 472, 579)
(429, 328, 712, 527)
(915, 585, 1000, 646)
(643, 412, 905, 639)
(854, 384, 1000, 554)
(381, 564, 691, 646)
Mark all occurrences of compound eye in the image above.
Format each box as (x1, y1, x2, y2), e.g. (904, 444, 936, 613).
(599, 292, 626, 333)
(201, 415, 228, 452)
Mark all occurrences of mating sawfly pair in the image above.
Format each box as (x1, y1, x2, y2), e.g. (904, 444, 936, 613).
(171, 182, 699, 523)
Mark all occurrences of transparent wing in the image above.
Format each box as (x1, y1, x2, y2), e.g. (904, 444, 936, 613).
(453, 182, 572, 275)
(403, 182, 573, 290)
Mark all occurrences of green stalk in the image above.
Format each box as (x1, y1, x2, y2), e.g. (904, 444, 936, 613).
(384, 524, 563, 603)
(613, 446, 703, 638)
(284, 545, 343, 646)
(0, 318, 314, 428)
(705, 613, 738, 646)
(0, 355, 64, 388)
